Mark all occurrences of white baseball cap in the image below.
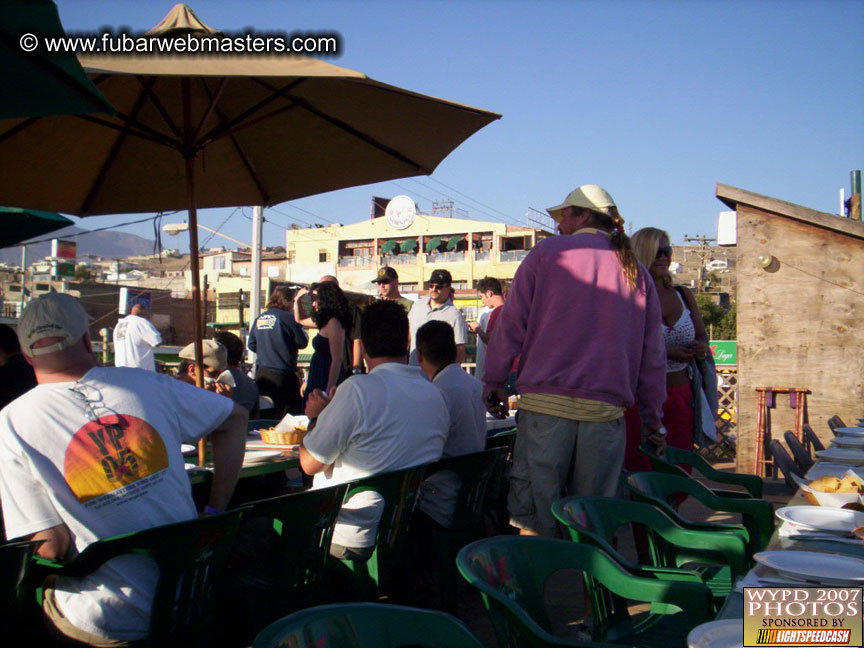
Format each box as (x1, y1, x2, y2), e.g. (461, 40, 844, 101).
(547, 184, 617, 222)
(17, 293, 90, 357)
(179, 339, 227, 372)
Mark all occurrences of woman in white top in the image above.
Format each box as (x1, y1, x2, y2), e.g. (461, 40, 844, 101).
(623, 227, 709, 472)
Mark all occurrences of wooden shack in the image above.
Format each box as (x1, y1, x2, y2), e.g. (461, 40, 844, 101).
(716, 183, 864, 474)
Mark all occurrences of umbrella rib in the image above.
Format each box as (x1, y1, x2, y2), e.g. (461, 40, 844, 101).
(74, 114, 179, 151)
(79, 86, 155, 215)
(193, 78, 229, 143)
(200, 102, 299, 147)
(197, 78, 306, 145)
(135, 76, 183, 141)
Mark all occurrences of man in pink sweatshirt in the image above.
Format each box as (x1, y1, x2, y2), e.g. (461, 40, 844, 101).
(483, 184, 667, 538)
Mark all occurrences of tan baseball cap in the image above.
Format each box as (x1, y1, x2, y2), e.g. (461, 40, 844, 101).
(547, 184, 617, 222)
(179, 340, 227, 372)
(17, 293, 90, 357)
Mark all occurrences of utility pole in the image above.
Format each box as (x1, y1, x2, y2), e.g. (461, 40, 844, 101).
(683, 234, 716, 292)
(249, 206, 264, 364)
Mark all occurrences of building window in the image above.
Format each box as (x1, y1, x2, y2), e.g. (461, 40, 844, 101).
(319, 250, 330, 263)
(213, 256, 226, 270)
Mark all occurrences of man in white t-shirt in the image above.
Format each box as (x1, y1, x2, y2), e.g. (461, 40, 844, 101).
(415, 320, 487, 528)
(300, 300, 448, 560)
(0, 294, 247, 645)
(113, 304, 162, 371)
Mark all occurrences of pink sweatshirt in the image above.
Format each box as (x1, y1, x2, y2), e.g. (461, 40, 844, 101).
(484, 232, 666, 428)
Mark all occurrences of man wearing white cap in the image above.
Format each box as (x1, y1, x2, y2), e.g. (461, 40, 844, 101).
(0, 293, 247, 645)
(483, 185, 667, 538)
(113, 303, 162, 372)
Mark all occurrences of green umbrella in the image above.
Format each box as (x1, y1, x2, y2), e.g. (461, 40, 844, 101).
(446, 235, 462, 251)
(380, 240, 397, 255)
(425, 237, 442, 253)
(0, 206, 73, 248)
(399, 238, 417, 253)
(0, 0, 114, 119)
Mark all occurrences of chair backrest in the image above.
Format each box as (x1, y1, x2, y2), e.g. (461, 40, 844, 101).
(767, 439, 803, 491)
(238, 484, 348, 605)
(486, 428, 517, 454)
(425, 447, 507, 532)
(253, 602, 488, 648)
(345, 464, 427, 563)
(0, 539, 42, 631)
(44, 511, 243, 646)
(802, 424, 825, 452)
(784, 431, 814, 472)
(457, 536, 712, 648)
(827, 415, 847, 433)
(626, 471, 775, 553)
(247, 419, 280, 432)
(656, 445, 763, 498)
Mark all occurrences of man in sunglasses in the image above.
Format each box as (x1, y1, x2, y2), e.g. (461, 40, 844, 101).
(407, 268, 469, 366)
(371, 266, 414, 314)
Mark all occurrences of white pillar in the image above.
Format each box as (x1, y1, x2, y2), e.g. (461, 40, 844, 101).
(248, 205, 264, 362)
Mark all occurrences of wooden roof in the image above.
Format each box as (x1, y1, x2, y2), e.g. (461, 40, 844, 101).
(716, 183, 864, 241)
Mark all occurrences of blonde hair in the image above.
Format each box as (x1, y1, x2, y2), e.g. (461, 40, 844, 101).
(590, 207, 638, 290)
(631, 227, 672, 287)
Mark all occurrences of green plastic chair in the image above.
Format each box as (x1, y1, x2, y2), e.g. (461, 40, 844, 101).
(485, 429, 517, 534)
(422, 447, 507, 613)
(339, 464, 428, 599)
(28, 511, 243, 648)
(1, 539, 42, 636)
(552, 496, 748, 605)
(227, 484, 348, 637)
(641, 444, 763, 498)
(457, 536, 712, 648)
(627, 472, 775, 554)
(253, 602, 488, 647)
(247, 418, 281, 432)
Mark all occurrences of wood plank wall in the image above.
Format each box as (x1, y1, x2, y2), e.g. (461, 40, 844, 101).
(735, 205, 864, 473)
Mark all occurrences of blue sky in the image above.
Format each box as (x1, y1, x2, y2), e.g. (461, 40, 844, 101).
(56, 0, 864, 250)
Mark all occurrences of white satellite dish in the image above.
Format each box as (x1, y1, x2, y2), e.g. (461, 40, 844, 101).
(385, 195, 416, 230)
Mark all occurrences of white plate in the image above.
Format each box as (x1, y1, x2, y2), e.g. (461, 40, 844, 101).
(754, 551, 864, 586)
(687, 619, 742, 648)
(835, 427, 864, 437)
(816, 447, 864, 465)
(834, 436, 864, 448)
(243, 449, 285, 464)
(776, 506, 864, 534)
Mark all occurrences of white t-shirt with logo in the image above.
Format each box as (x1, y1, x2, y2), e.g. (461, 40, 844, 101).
(302, 363, 448, 548)
(0, 367, 234, 641)
(113, 315, 162, 372)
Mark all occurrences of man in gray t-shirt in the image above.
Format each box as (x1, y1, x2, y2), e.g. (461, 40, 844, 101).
(408, 268, 468, 365)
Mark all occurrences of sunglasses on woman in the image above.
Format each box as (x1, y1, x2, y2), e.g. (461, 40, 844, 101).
(655, 246, 673, 259)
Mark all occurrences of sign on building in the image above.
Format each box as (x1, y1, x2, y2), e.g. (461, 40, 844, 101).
(710, 340, 736, 366)
(50, 239, 77, 278)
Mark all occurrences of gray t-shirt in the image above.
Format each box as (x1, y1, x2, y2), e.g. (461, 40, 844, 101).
(407, 297, 469, 365)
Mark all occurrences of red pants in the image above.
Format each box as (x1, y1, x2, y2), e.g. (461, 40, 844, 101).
(624, 381, 694, 472)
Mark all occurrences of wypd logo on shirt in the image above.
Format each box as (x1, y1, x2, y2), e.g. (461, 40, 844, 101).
(64, 414, 168, 504)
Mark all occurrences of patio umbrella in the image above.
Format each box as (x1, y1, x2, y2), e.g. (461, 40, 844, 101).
(445, 235, 462, 251)
(0, 4, 500, 388)
(399, 239, 417, 254)
(0, 0, 114, 119)
(0, 206, 73, 248)
(380, 240, 398, 255)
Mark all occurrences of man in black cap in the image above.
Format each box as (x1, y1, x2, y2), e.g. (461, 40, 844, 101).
(407, 268, 468, 365)
(371, 266, 413, 314)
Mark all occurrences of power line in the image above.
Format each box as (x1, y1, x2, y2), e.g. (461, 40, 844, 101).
(424, 176, 524, 226)
(19, 212, 179, 248)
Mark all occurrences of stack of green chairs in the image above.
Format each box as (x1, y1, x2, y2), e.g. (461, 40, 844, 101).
(641, 445, 763, 498)
(457, 536, 713, 648)
(1, 539, 42, 638)
(627, 471, 775, 555)
(552, 496, 748, 606)
(253, 602, 488, 647)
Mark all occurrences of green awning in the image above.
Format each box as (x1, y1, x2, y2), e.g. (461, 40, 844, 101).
(380, 240, 397, 254)
(425, 237, 441, 253)
(446, 235, 462, 251)
(0, 206, 73, 248)
(399, 238, 417, 253)
(0, 0, 115, 119)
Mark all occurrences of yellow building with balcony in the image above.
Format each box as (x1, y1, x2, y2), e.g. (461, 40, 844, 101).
(284, 211, 552, 291)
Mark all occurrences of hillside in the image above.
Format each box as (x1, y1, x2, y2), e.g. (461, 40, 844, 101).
(0, 226, 156, 265)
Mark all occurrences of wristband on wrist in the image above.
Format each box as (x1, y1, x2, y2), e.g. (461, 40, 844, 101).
(203, 505, 223, 516)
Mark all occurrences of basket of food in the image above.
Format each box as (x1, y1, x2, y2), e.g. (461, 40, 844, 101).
(795, 471, 864, 508)
(260, 426, 307, 445)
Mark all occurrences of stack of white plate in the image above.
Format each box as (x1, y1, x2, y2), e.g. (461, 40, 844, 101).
(753, 550, 864, 586)
(816, 447, 864, 465)
(687, 620, 742, 648)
